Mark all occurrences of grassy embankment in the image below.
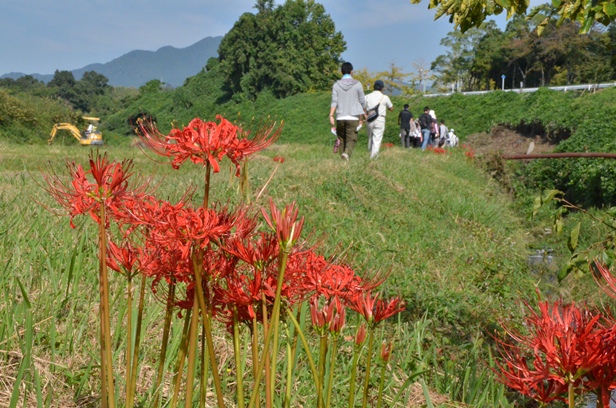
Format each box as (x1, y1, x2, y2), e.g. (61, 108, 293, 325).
(0, 138, 537, 407)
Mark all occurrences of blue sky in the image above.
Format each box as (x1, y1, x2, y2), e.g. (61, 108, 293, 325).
(0, 0, 517, 78)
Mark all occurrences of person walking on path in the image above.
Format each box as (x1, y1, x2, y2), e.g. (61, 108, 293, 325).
(418, 106, 432, 151)
(438, 119, 449, 147)
(329, 62, 366, 161)
(398, 104, 414, 148)
(365, 80, 393, 159)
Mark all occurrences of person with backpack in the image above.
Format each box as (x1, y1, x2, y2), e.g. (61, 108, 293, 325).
(418, 106, 432, 151)
(365, 80, 393, 159)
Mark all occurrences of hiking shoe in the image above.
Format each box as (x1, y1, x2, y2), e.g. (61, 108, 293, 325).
(341, 153, 349, 160)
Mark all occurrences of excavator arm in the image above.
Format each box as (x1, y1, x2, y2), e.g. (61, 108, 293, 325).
(48, 123, 86, 145)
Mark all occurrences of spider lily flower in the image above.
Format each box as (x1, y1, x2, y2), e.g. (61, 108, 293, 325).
(43, 151, 135, 227)
(310, 297, 345, 335)
(224, 232, 279, 271)
(348, 292, 406, 327)
(495, 345, 568, 405)
(355, 323, 367, 346)
(592, 261, 616, 300)
(380, 341, 393, 363)
(261, 198, 304, 253)
(497, 296, 616, 406)
(138, 116, 281, 175)
(107, 239, 142, 278)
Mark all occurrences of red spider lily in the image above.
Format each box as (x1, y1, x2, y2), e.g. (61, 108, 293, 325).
(592, 261, 616, 300)
(496, 296, 616, 405)
(310, 297, 345, 335)
(226, 120, 283, 174)
(43, 151, 135, 227)
(495, 343, 568, 405)
(383, 143, 394, 148)
(139, 116, 280, 176)
(272, 156, 285, 163)
(261, 198, 304, 252)
(224, 232, 279, 271)
(380, 341, 393, 363)
(432, 147, 446, 154)
(355, 323, 367, 346)
(211, 265, 274, 331)
(347, 292, 405, 327)
(107, 239, 142, 278)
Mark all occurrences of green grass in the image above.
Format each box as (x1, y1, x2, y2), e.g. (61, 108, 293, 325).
(0, 140, 537, 407)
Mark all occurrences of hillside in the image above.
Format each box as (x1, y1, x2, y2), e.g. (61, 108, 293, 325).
(0, 36, 222, 88)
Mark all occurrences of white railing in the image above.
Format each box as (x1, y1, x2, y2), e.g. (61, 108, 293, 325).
(424, 82, 616, 97)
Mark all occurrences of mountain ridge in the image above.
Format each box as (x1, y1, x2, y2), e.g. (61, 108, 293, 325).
(1, 36, 223, 88)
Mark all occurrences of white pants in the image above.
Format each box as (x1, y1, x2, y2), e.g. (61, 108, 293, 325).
(367, 119, 385, 159)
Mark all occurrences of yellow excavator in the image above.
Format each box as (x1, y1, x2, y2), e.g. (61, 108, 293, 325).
(48, 116, 104, 146)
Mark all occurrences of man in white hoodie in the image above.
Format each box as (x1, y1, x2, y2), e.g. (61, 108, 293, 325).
(330, 62, 367, 160)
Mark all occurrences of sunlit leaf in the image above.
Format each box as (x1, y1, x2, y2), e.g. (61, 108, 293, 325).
(568, 222, 581, 253)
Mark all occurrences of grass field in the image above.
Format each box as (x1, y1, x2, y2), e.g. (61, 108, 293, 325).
(0, 138, 539, 407)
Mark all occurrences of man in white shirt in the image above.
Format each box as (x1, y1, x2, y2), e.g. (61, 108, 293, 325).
(365, 80, 393, 159)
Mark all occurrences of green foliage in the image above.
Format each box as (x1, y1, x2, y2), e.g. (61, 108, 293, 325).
(433, 11, 615, 91)
(410, 0, 616, 34)
(217, 0, 345, 100)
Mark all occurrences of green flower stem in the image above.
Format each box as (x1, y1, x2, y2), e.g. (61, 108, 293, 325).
(361, 328, 376, 408)
(124, 275, 133, 408)
(325, 335, 338, 408)
(203, 162, 211, 209)
(262, 296, 272, 408)
(284, 340, 293, 408)
(317, 333, 328, 408)
(284, 309, 320, 394)
(568, 382, 575, 408)
(347, 345, 362, 408)
(247, 252, 289, 408)
(171, 308, 192, 408)
(128, 275, 146, 408)
(154, 279, 176, 408)
(251, 315, 261, 408)
(241, 160, 250, 204)
(268, 251, 290, 402)
(284, 307, 303, 408)
(233, 310, 245, 408)
(200, 325, 209, 408)
(99, 205, 115, 408)
(193, 255, 225, 408)
(376, 359, 387, 408)
(184, 300, 200, 407)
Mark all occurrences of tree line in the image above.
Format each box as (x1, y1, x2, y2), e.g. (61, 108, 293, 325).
(431, 5, 616, 92)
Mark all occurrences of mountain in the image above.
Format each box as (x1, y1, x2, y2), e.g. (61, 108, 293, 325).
(1, 36, 222, 88)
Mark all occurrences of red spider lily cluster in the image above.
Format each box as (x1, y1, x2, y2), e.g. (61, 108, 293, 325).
(496, 286, 616, 407)
(461, 144, 475, 159)
(138, 115, 281, 175)
(43, 115, 405, 408)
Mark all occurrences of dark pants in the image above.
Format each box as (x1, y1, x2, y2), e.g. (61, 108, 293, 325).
(400, 127, 411, 148)
(336, 119, 360, 158)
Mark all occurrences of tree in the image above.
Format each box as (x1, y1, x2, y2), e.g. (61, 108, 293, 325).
(430, 25, 492, 91)
(377, 62, 412, 95)
(409, 59, 434, 93)
(410, 0, 616, 34)
(48, 70, 77, 103)
(218, 0, 346, 100)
